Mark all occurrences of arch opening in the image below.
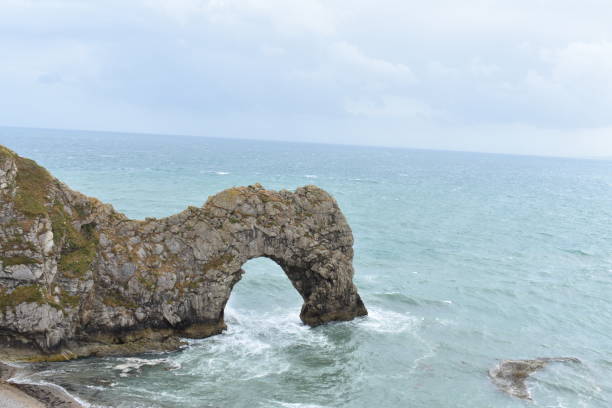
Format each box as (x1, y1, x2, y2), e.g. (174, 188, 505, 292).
(226, 257, 303, 318)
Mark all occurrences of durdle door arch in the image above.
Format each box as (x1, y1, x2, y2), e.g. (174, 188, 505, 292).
(0, 146, 367, 361)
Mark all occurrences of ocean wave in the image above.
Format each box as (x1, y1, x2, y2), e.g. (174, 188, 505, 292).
(201, 170, 231, 175)
(372, 292, 419, 305)
(269, 402, 330, 408)
(359, 308, 422, 334)
(373, 292, 454, 307)
(176, 308, 318, 381)
(562, 248, 594, 257)
(223, 307, 329, 346)
(349, 178, 378, 184)
(113, 358, 180, 377)
(304, 175, 318, 178)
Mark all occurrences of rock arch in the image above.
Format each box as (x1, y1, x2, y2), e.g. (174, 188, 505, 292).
(0, 146, 367, 359)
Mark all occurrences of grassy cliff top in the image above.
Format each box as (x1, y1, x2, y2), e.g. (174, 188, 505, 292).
(0, 145, 17, 159)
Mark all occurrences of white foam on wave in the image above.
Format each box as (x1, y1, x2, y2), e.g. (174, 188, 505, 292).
(357, 307, 438, 372)
(360, 308, 422, 334)
(176, 307, 325, 381)
(201, 170, 231, 175)
(304, 175, 317, 178)
(349, 178, 377, 183)
(85, 385, 107, 391)
(434, 317, 455, 326)
(113, 357, 180, 377)
(224, 306, 329, 347)
(271, 402, 330, 408)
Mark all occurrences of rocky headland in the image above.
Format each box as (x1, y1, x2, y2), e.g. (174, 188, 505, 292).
(0, 145, 367, 361)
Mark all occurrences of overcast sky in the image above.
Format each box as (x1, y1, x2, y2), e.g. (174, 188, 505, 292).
(2, 0, 612, 157)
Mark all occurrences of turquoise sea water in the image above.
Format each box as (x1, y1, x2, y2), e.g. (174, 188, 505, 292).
(1, 127, 611, 408)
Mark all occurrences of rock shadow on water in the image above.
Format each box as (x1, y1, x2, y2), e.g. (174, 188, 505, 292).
(488, 357, 581, 401)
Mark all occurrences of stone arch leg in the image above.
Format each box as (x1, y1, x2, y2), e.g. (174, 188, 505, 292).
(269, 256, 367, 326)
(212, 255, 366, 332)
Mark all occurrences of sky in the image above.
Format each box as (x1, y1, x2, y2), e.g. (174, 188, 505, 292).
(1, 0, 612, 157)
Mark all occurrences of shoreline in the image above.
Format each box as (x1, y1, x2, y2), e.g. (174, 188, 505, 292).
(0, 362, 84, 407)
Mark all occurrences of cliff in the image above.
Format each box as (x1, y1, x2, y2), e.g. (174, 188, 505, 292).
(0, 145, 367, 360)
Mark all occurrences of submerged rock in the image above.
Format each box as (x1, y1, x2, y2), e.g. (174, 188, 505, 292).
(0, 145, 367, 360)
(488, 357, 581, 400)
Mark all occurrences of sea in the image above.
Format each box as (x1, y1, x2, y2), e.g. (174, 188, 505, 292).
(1, 127, 611, 408)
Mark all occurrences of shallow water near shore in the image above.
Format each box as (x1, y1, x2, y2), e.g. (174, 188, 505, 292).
(1, 127, 611, 407)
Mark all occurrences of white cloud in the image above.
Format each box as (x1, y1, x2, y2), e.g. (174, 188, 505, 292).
(244, 0, 336, 36)
(331, 42, 416, 83)
(344, 96, 436, 119)
(519, 41, 612, 127)
(1, 1, 612, 155)
(260, 45, 285, 57)
(469, 57, 500, 78)
(427, 61, 459, 77)
(549, 42, 612, 86)
(145, 0, 336, 35)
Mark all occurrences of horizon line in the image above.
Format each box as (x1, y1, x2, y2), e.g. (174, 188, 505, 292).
(1, 124, 610, 162)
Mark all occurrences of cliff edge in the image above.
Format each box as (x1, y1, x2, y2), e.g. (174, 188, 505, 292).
(0, 145, 367, 360)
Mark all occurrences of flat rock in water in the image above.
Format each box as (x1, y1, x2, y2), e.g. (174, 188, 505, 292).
(488, 357, 581, 400)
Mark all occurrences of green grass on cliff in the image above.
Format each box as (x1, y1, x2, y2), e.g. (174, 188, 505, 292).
(58, 247, 96, 278)
(0, 144, 53, 217)
(0, 145, 17, 159)
(1, 144, 55, 219)
(0, 256, 41, 266)
(3, 237, 37, 252)
(13, 154, 53, 218)
(1, 144, 97, 279)
(0, 146, 95, 311)
(103, 290, 137, 309)
(0, 285, 44, 310)
(59, 290, 80, 308)
(0, 284, 78, 312)
(51, 204, 97, 278)
(202, 254, 235, 274)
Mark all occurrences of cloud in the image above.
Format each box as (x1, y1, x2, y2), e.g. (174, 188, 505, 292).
(331, 42, 416, 82)
(145, 0, 337, 36)
(344, 96, 436, 119)
(469, 57, 500, 78)
(539, 41, 612, 96)
(520, 41, 612, 127)
(1, 1, 612, 156)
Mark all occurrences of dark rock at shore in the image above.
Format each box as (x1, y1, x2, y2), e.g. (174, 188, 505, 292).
(11, 383, 82, 408)
(0, 362, 82, 407)
(488, 357, 581, 400)
(0, 145, 367, 360)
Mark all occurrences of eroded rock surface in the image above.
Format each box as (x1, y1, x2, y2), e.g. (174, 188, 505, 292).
(489, 357, 581, 400)
(0, 145, 367, 360)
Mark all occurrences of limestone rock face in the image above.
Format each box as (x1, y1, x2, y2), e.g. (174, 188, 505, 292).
(0, 145, 367, 358)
